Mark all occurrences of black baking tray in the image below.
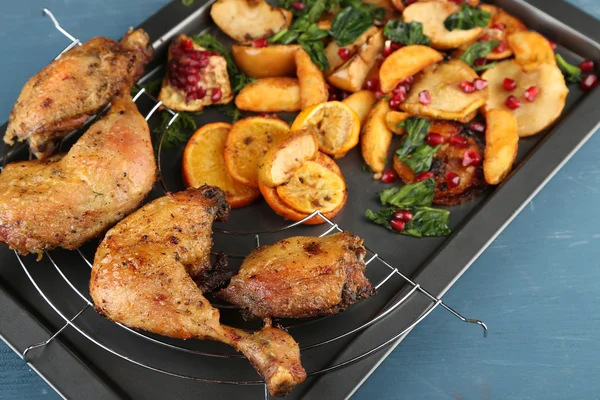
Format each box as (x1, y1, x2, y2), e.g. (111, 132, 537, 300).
(1, 0, 600, 399)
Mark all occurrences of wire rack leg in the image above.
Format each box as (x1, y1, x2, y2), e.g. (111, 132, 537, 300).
(22, 304, 90, 360)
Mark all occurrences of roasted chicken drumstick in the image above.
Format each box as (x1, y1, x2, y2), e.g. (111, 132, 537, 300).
(4, 28, 153, 159)
(219, 232, 375, 319)
(0, 94, 156, 256)
(89, 187, 306, 397)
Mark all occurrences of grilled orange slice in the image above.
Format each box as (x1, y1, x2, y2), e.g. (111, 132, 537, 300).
(182, 122, 260, 208)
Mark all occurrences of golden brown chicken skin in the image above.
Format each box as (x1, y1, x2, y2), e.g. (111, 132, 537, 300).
(219, 232, 375, 319)
(0, 94, 156, 256)
(89, 187, 306, 397)
(4, 28, 153, 159)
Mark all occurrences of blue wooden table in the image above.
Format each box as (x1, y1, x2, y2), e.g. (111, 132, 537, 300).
(1, 1, 600, 399)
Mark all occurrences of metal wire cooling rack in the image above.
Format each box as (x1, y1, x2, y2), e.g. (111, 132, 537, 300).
(1, 9, 488, 399)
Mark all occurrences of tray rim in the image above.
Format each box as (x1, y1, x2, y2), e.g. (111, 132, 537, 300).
(1, 0, 600, 399)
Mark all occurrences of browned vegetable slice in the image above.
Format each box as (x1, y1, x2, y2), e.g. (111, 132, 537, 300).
(342, 90, 377, 125)
(361, 98, 393, 173)
(379, 45, 444, 93)
(232, 44, 299, 78)
(507, 31, 556, 72)
(296, 48, 328, 109)
(484, 109, 519, 185)
(384, 111, 410, 135)
(235, 77, 301, 112)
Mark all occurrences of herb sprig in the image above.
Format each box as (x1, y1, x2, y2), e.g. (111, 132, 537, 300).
(444, 3, 491, 31)
(383, 21, 430, 46)
(460, 40, 499, 71)
(155, 111, 198, 149)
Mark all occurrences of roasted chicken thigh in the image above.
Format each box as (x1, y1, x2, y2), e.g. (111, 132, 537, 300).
(219, 232, 375, 319)
(90, 186, 306, 397)
(0, 94, 156, 256)
(4, 28, 153, 158)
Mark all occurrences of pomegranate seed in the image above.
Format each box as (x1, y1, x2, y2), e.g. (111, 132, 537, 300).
(491, 23, 504, 30)
(390, 218, 406, 232)
(375, 89, 385, 99)
(478, 34, 491, 42)
(364, 77, 379, 91)
(415, 171, 434, 182)
(473, 78, 488, 91)
(259, 113, 279, 119)
(449, 135, 468, 148)
(401, 76, 414, 86)
(494, 41, 507, 53)
(338, 48, 351, 61)
(404, 0, 418, 5)
(503, 78, 517, 91)
(446, 172, 461, 189)
(462, 150, 481, 167)
(252, 37, 268, 48)
(474, 58, 487, 67)
(393, 84, 408, 96)
(524, 86, 539, 102)
(469, 121, 486, 133)
(548, 40, 557, 50)
(184, 84, 196, 94)
(418, 90, 431, 105)
(188, 92, 198, 101)
(391, 42, 403, 51)
(426, 133, 444, 147)
(340, 91, 349, 100)
(196, 86, 206, 99)
(291, 1, 305, 11)
(389, 95, 403, 109)
(182, 39, 193, 50)
(380, 169, 398, 184)
(505, 95, 521, 109)
(328, 92, 339, 101)
(186, 74, 199, 84)
(394, 209, 414, 222)
(211, 51, 220, 57)
(459, 81, 476, 93)
(383, 44, 394, 57)
(580, 74, 599, 91)
(211, 88, 222, 102)
(449, 0, 463, 5)
(579, 60, 595, 73)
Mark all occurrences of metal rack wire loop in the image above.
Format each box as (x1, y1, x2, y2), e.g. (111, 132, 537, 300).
(3, 10, 489, 400)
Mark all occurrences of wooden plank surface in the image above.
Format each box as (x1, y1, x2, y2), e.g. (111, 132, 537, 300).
(1, 1, 599, 399)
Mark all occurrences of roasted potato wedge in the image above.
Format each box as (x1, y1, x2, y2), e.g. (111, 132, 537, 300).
(210, 0, 292, 42)
(258, 129, 319, 188)
(481, 60, 568, 137)
(403, 1, 484, 50)
(328, 29, 385, 93)
(182, 123, 260, 208)
(401, 60, 487, 121)
(484, 109, 519, 185)
(259, 152, 347, 225)
(325, 26, 379, 74)
(361, 98, 393, 173)
(232, 44, 299, 78)
(296, 49, 328, 109)
(385, 111, 410, 135)
(507, 31, 556, 72)
(224, 117, 290, 188)
(235, 77, 301, 112)
(342, 90, 377, 125)
(379, 45, 444, 93)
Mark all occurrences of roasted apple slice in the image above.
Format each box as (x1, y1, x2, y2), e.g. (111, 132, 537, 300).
(232, 44, 299, 78)
(379, 45, 444, 93)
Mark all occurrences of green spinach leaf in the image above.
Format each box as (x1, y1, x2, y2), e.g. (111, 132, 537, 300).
(399, 144, 440, 174)
(330, 7, 373, 46)
(365, 206, 451, 237)
(383, 21, 430, 46)
(556, 54, 583, 83)
(444, 3, 491, 31)
(460, 40, 499, 68)
(396, 117, 430, 158)
(379, 178, 436, 208)
(191, 34, 253, 93)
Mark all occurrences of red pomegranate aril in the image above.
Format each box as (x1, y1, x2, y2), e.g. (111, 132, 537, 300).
(211, 51, 220, 57)
(491, 23, 505, 30)
(449, 0, 463, 5)
(459, 80, 476, 93)
(328, 92, 339, 101)
(462, 150, 481, 167)
(338, 48, 351, 61)
(185, 84, 196, 94)
(252, 37, 269, 48)
(186, 74, 200, 84)
(211, 88, 222, 102)
(188, 92, 198, 101)
(426, 132, 444, 147)
(364, 77, 379, 91)
(375, 89, 385, 99)
(494, 41, 507, 53)
(391, 42, 403, 51)
(469, 121, 486, 133)
(389, 96, 402, 109)
(449, 135, 469, 148)
(478, 34, 491, 42)
(474, 58, 487, 67)
(383, 44, 394, 57)
(524, 86, 539, 102)
(579, 60, 595, 73)
(380, 169, 398, 184)
(418, 90, 431, 105)
(548, 40, 557, 50)
(394, 209, 413, 222)
(415, 171, 435, 182)
(390, 218, 406, 232)
(580, 74, 599, 91)
(473, 78, 488, 90)
(505, 95, 521, 109)
(401, 76, 414, 86)
(182, 39, 193, 50)
(291, 1, 305, 11)
(196, 87, 206, 99)
(503, 78, 517, 91)
(446, 172, 461, 189)
(340, 91, 349, 100)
